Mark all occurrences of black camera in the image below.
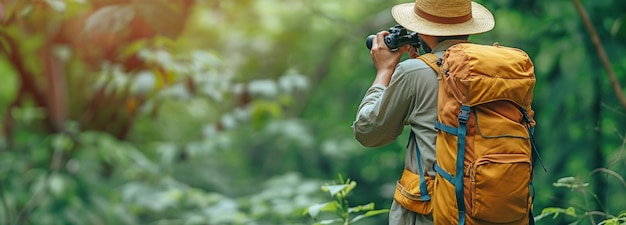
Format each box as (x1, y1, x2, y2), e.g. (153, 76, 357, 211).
(366, 25, 420, 51)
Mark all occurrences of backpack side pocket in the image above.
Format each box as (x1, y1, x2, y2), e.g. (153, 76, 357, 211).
(394, 168, 434, 214)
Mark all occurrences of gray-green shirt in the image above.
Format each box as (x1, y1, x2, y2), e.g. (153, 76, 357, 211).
(352, 40, 467, 225)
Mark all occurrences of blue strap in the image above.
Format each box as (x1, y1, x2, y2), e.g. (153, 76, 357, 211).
(432, 106, 470, 225)
(520, 107, 544, 224)
(520, 108, 547, 173)
(529, 181, 536, 224)
(435, 121, 458, 136)
(436, 106, 540, 225)
(408, 131, 431, 201)
(455, 105, 470, 225)
(433, 162, 454, 184)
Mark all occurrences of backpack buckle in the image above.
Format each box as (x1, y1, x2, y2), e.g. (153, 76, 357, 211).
(458, 105, 470, 124)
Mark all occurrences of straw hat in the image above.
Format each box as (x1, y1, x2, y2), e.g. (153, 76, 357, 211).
(391, 0, 495, 36)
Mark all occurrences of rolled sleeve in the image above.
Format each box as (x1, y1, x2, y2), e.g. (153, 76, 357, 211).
(352, 65, 414, 147)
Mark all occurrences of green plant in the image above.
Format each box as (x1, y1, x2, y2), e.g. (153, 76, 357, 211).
(303, 175, 389, 225)
(535, 172, 626, 225)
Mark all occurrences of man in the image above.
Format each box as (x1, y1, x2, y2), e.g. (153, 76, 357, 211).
(352, 0, 495, 224)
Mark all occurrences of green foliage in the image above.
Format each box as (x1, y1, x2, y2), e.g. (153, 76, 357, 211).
(304, 175, 389, 225)
(0, 0, 625, 224)
(0, 127, 328, 224)
(535, 173, 626, 225)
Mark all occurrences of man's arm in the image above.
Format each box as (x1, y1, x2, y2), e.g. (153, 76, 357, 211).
(352, 32, 417, 147)
(369, 31, 407, 87)
(353, 64, 416, 147)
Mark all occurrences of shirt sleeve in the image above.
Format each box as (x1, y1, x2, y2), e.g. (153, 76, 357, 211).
(352, 64, 415, 147)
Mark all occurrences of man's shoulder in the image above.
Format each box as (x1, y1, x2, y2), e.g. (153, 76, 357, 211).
(396, 58, 438, 76)
(390, 58, 438, 85)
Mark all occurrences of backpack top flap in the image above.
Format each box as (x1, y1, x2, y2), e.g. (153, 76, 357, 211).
(441, 43, 535, 109)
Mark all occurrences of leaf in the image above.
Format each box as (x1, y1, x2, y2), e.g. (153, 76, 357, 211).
(533, 211, 553, 221)
(323, 184, 347, 197)
(598, 217, 622, 225)
(553, 176, 589, 189)
(351, 209, 390, 223)
(131, 0, 185, 39)
(611, 16, 626, 39)
(345, 180, 357, 194)
(538, 207, 579, 220)
(51, 133, 74, 152)
(348, 202, 374, 213)
(48, 173, 65, 196)
(314, 218, 342, 225)
(568, 220, 580, 225)
(45, 0, 66, 12)
(304, 202, 337, 218)
(20, 4, 32, 16)
(84, 4, 135, 35)
(130, 70, 156, 95)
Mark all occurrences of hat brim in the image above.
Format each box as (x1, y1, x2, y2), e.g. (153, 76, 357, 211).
(391, 2, 495, 36)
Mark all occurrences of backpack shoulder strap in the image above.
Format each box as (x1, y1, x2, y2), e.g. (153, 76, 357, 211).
(417, 53, 441, 77)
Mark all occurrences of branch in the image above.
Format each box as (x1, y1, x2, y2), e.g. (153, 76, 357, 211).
(41, 45, 68, 132)
(591, 168, 626, 189)
(572, 0, 626, 110)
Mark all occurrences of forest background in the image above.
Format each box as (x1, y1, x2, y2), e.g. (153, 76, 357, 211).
(0, 0, 625, 224)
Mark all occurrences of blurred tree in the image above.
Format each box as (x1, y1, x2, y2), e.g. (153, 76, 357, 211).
(0, 0, 194, 139)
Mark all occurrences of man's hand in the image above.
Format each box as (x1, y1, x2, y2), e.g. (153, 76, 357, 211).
(369, 31, 407, 87)
(407, 45, 420, 59)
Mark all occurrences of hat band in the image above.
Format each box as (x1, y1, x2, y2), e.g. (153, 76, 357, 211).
(413, 6, 472, 24)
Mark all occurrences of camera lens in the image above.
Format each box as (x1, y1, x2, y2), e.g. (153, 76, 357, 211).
(384, 36, 397, 51)
(366, 35, 375, 50)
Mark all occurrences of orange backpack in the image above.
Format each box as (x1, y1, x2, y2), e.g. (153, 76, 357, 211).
(419, 42, 543, 225)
